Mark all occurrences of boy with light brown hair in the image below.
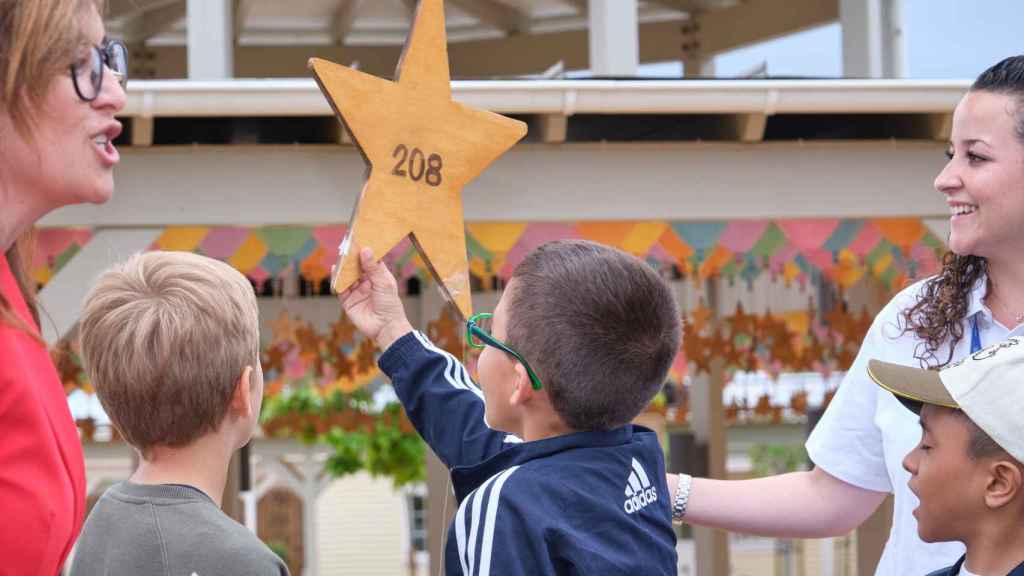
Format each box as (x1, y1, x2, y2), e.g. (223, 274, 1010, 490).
(71, 251, 287, 576)
(869, 337, 1024, 576)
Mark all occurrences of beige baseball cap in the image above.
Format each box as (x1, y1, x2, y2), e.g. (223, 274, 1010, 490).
(867, 336, 1024, 464)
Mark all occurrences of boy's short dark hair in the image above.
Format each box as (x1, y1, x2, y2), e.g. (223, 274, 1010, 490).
(506, 240, 681, 431)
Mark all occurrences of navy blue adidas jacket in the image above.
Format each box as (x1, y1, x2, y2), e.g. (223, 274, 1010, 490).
(927, 556, 1024, 576)
(379, 331, 678, 576)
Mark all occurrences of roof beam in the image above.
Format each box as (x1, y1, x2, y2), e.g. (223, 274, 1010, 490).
(564, 0, 588, 15)
(144, 6, 839, 79)
(107, 0, 177, 19)
(134, 18, 694, 78)
(121, 0, 185, 44)
(331, 0, 362, 45)
(646, 0, 704, 12)
(685, 0, 839, 56)
(447, 0, 530, 35)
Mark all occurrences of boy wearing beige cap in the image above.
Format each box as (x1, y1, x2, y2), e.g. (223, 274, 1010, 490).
(868, 337, 1024, 576)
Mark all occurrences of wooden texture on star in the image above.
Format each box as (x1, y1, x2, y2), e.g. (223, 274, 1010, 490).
(309, 0, 527, 319)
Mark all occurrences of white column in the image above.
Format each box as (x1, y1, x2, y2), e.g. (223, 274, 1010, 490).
(187, 0, 234, 79)
(38, 228, 164, 344)
(819, 538, 836, 576)
(881, 0, 905, 78)
(840, 0, 903, 78)
(587, 0, 638, 76)
(300, 458, 322, 576)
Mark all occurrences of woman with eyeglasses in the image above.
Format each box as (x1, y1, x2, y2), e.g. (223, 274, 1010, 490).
(0, 0, 127, 572)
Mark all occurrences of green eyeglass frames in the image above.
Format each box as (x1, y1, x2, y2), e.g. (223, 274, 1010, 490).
(465, 312, 543, 390)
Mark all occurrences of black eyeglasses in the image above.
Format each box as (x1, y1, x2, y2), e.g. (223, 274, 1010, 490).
(70, 40, 128, 102)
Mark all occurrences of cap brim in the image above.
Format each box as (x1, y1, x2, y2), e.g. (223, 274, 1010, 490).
(867, 359, 959, 414)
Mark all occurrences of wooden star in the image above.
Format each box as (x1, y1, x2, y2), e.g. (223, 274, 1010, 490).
(329, 312, 357, 348)
(309, 0, 528, 320)
(726, 301, 756, 336)
(426, 304, 463, 356)
(269, 310, 300, 347)
(262, 343, 289, 373)
(689, 298, 713, 333)
(355, 339, 378, 373)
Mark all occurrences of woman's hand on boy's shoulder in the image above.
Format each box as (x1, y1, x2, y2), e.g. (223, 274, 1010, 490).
(338, 247, 413, 351)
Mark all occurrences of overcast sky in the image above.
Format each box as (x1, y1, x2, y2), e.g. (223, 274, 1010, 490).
(640, 0, 1022, 80)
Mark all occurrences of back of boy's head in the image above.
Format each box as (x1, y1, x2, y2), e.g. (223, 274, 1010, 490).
(79, 251, 260, 453)
(506, 240, 681, 431)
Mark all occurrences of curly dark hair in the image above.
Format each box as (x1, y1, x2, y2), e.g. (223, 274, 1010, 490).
(900, 252, 986, 368)
(901, 55, 1024, 368)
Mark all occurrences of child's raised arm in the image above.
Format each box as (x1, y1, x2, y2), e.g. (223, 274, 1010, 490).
(338, 248, 414, 351)
(339, 247, 511, 468)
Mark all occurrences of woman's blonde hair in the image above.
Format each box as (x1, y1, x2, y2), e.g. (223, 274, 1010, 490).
(1, 0, 102, 134)
(0, 0, 102, 334)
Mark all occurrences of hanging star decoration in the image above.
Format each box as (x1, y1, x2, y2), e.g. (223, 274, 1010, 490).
(309, 0, 528, 320)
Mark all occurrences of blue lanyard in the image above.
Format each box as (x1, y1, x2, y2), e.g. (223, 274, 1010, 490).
(971, 315, 982, 353)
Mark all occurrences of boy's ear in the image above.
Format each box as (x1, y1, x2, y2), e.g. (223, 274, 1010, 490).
(984, 458, 1023, 509)
(508, 363, 534, 407)
(230, 366, 255, 419)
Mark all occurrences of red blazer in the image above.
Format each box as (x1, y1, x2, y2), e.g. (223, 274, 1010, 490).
(0, 257, 85, 575)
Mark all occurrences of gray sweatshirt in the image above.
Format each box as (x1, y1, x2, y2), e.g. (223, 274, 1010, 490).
(70, 481, 289, 576)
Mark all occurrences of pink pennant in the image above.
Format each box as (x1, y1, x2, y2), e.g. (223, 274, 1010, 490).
(770, 244, 800, 273)
(248, 267, 270, 286)
(313, 225, 348, 269)
(382, 237, 415, 267)
(803, 248, 835, 275)
(499, 223, 578, 278)
(847, 222, 882, 256)
(645, 243, 675, 269)
(32, 229, 92, 268)
(777, 220, 840, 252)
(719, 221, 769, 253)
(198, 227, 250, 259)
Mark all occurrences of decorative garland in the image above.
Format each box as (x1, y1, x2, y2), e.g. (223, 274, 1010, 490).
(34, 219, 945, 293)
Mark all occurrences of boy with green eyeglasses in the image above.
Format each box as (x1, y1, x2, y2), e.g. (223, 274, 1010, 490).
(340, 239, 681, 576)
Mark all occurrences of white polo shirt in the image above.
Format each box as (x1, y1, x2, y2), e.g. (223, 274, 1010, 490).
(806, 274, 1024, 576)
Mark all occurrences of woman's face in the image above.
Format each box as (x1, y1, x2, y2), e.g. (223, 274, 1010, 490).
(0, 4, 126, 216)
(935, 90, 1024, 261)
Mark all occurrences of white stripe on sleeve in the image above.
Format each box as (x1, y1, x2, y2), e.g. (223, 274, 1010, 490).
(455, 485, 472, 576)
(466, 472, 501, 575)
(477, 466, 521, 576)
(412, 331, 484, 399)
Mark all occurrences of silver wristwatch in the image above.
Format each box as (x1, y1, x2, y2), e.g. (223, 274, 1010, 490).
(672, 473, 693, 523)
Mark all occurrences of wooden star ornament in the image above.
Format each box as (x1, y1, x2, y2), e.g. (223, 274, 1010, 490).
(309, 0, 528, 320)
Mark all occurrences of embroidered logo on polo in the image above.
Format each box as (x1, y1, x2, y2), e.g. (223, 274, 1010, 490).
(623, 458, 658, 514)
